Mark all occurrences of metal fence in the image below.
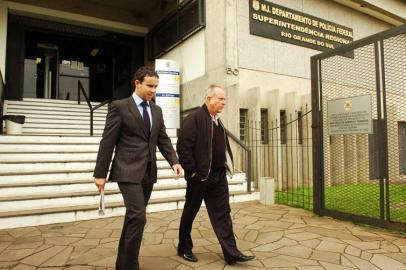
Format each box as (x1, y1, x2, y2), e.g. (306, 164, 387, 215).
(311, 24, 406, 231)
(243, 105, 313, 210)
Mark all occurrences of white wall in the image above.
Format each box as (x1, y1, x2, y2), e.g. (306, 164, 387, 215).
(161, 30, 205, 84)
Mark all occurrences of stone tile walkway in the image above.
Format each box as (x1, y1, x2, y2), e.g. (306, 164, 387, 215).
(1, 201, 406, 269)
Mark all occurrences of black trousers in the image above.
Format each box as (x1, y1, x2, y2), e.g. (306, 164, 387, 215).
(178, 167, 240, 262)
(116, 168, 154, 270)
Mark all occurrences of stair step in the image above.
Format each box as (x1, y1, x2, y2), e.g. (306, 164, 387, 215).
(0, 161, 172, 175)
(5, 103, 108, 113)
(11, 114, 107, 120)
(4, 109, 107, 117)
(21, 98, 108, 106)
(22, 123, 106, 129)
(0, 135, 102, 144)
(0, 179, 245, 199)
(0, 191, 257, 220)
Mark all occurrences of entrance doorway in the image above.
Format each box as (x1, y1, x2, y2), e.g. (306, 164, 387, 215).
(6, 15, 144, 102)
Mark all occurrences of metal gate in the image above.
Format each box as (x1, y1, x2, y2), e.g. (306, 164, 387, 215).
(311, 24, 406, 231)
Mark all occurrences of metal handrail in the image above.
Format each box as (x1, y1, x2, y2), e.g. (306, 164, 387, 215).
(180, 106, 252, 192)
(77, 80, 110, 136)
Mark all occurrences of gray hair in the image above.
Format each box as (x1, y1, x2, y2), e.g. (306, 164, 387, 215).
(205, 84, 224, 98)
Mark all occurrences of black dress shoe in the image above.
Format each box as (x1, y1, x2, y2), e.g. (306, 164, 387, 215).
(226, 254, 255, 265)
(178, 251, 198, 262)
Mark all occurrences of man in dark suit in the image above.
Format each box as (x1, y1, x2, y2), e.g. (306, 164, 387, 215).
(94, 66, 182, 270)
(176, 84, 255, 265)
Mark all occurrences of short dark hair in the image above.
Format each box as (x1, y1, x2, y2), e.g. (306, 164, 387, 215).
(132, 66, 159, 85)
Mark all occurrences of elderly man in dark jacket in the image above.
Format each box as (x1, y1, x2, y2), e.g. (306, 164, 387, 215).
(176, 84, 255, 265)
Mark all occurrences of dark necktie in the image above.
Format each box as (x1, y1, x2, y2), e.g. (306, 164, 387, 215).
(141, 101, 151, 137)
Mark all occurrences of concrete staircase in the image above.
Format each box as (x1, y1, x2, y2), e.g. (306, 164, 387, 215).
(0, 98, 258, 229)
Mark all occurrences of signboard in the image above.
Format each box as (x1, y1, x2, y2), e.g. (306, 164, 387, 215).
(155, 59, 180, 129)
(250, 0, 353, 52)
(328, 94, 373, 135)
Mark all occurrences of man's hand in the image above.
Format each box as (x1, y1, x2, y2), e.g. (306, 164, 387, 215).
(172, 164, 183, 179)
(94, 178, 106, 193)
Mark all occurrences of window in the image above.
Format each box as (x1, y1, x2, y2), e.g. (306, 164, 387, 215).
(280, 110, 287, 144)
(147, 0, 205, 59)
(240, 109, 248, 141)
(261, 109, 268, 144)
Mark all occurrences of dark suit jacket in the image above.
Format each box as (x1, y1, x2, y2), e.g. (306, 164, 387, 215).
(94, 96, 179, 183)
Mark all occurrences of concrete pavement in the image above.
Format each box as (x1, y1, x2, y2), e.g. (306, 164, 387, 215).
(1, 201, 406, 269)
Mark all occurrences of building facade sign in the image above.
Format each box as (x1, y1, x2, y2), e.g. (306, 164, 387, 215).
(328, 94, 373, 135)
(250, 0, 354, 51)
(155, 59, 180, 129)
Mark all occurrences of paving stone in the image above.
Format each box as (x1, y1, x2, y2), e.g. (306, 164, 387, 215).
(243, 230, 258, 242)
(67, 248, 116, 265)
(163, 229, 178, 239)
(319, 261, 358, 269)
(262, 255, 319, 268)
(251, 251, 279, 260)
(173, 264, 194, 270)
(341, 255, 357, 268)
(316, 240, 347, 253)
(64, 266, 94, 270)
(286, 232, 320, 241)
(45, 237, 82, 245)
(256, 231, 284, 244)
(1, 202, 406, 270)
(273, 237, 298, 246)
(301, 239, 321, 249)
(0, 242, 11, 253)
(252, 243, 283, 252)
(142, 233, 164, 245)
(386, 253, 406, 264)
(0, 249, 35, 262)
(97, 240, 119, 249)
(310, 250, 341, 264)
(297, 266, 325, 270)
(381, 241, 400, 252)
(345, 245, 361, 257)
(370, 254, 406, 270)
(100, 238, 118, 244)
(71, 238, 100, 247)
(21, 246, 66, 266)
(233, 228, 249, 240)
(343, 240, 380, 250)
(7, 241, 42, 252)
(343, 254, 380, 270)
(0, 234, 14, 242)
(139, 244, 177, 257)
(87, 254, 116, 268)
(234, 239, 259, 250)
(303, 227, 359, 241)
(233, 216, 259, 225)
(0, 261, 18, 268)
(85, 229, 112, 239)
(198, 229, 216, 239)
(110, 229, 122, 238)
(255, 220, 293, 229)
(10, 263, 36, 270)
(7, 227, 39, 238)
(171, 251, 220, 268)
(41, 246, 73, 267)
(273, 245, 313, 259)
